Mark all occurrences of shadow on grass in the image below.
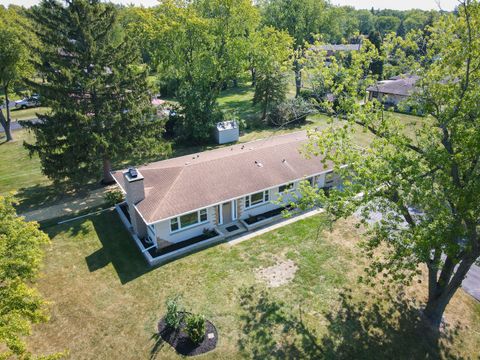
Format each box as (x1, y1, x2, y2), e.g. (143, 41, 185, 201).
(87, 211, 152, 284)
(238, 286, 462, 360)
(46, 210, 152, 285)
(149, 333, 166, 360)
(14, 182, 102, 214)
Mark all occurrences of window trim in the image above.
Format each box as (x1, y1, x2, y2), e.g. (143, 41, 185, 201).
(170, 208, 209, 233)
(244, 190, 270, 209)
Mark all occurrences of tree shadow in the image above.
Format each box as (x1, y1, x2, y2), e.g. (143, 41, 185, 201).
(238, 286, 463, 360)
(14, 182, 101, 214)
(149, 332, 166, 360)
(238, 286, 323, 359)
(44, 210, 152, 284)
(85, 210, 153, 284)
(319, 287, 463, 360)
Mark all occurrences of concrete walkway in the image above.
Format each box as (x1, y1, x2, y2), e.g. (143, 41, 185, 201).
(226, 208, 324, 246)
(21, 186, 114, 222)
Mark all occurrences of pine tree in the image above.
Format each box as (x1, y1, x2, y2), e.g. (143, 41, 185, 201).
(24, 0, 168, 185)
(368, 30, 384, 79)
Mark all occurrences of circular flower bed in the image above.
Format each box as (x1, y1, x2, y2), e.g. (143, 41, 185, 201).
(158, 312, 218, 356)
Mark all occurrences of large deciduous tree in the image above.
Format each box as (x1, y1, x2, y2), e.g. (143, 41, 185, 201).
(251, 27, 292, 121)
(301, 0, 480, 330)
(24, 0, 168, 185)
(261, 0, 327, 98)
(138, 0, 259, 144)
(0, 195, 53, 358)
(0, 6, 33, 141)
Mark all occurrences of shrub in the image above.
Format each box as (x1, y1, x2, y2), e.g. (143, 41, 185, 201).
(165, 296, 183, 330)
(184, 313, 206, 345)
(104, 189, 124, 206)
(267, 98, 314, 127)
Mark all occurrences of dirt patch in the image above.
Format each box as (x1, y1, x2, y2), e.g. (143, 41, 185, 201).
(255, 258, 298, 288)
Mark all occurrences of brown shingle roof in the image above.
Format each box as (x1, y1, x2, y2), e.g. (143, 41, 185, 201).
(366, 75, 420, 96)
(112, 131, 331, 223)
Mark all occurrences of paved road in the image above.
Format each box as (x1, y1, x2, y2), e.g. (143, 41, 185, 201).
(462, 263, 480, 301)
(0, 118, 39, 132)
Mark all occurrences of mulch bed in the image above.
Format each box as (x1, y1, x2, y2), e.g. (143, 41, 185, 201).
(158, 313, 218, 356)
(244, 205, 292, 225)
(149, 230, 219, 257)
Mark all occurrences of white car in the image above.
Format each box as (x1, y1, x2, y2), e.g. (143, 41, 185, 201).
(15, 96, 40, 109)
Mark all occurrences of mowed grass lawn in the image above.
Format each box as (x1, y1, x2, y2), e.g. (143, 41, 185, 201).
(29, 211, 480, 359)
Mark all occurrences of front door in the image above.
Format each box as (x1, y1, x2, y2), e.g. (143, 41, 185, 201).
(222, 202, 232, 225)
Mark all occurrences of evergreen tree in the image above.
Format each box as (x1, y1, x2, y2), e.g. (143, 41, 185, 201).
(251, 27, 292, 120)
(396, 19, 406, 37)
(368, 30, 384, 79)
(24, 0, 168, 185)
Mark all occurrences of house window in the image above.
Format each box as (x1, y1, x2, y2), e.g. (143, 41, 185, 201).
(245, 190, 269, 209)
(170, 218, 179, 232)
(170, 208, 208, 233)
(200, 208, 208, 222)
(180, 212, 198, 227)
(279, 183, 294, 193)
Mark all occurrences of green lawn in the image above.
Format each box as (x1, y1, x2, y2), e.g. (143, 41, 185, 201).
(28, 211, 480, 359)
(0, 129, 51, 199)
(8, 106, 49, 121)
(0, 83, 419, 215)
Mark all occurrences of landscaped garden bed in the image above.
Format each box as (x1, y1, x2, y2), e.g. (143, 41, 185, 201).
(244, 205, 292, 225)
(148, 229, 220, 257)
(158, 312, 218, 356)
(118, 202, 131, 222)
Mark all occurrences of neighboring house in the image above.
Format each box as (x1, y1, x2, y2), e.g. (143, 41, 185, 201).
(366, 75, 420, 107)
(310, 43, 362, 57)
(112, 131, 337, 266)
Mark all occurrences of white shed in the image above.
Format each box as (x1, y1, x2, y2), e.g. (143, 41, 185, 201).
(214, 121, 239, 144)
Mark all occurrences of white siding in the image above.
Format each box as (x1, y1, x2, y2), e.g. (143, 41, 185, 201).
(154, 207, 216, 243)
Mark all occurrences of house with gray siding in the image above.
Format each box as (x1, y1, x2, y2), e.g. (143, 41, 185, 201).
(366, 74, 420, 107)
(112, 131, 337, 265)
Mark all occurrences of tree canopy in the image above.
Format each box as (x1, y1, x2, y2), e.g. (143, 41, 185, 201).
(300, 0, 480, 329)
(0, 6, 34, 141)
(24, 0, 169, 185)
(0, 195, 54, 358)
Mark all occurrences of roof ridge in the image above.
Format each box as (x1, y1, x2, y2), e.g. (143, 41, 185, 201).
(148, 165, 186, 221)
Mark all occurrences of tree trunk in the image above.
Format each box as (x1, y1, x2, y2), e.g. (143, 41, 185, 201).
(101, 157, 115, 185)
(424, 255, 477, 329)
(294, 59, 302, 98)
(232, 78, 238, 88)
(1, 85, 13, 141)
(251, 68, 256, 87)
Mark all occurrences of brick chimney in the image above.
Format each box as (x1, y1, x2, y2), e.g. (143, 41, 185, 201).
(123, 167, 146, 238)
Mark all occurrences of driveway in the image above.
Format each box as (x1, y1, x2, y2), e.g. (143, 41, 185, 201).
(462, 263, 480, 301)
(0, 118, 39, 132)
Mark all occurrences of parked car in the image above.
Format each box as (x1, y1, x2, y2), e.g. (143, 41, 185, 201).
(14, 95, 40, 109)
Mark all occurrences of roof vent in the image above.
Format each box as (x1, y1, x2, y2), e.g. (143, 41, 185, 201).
(241, 145, 245, 149)
(255, 160, 263, 168)
(282, 159, 287, 163)
(128, 167, 138, 178)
